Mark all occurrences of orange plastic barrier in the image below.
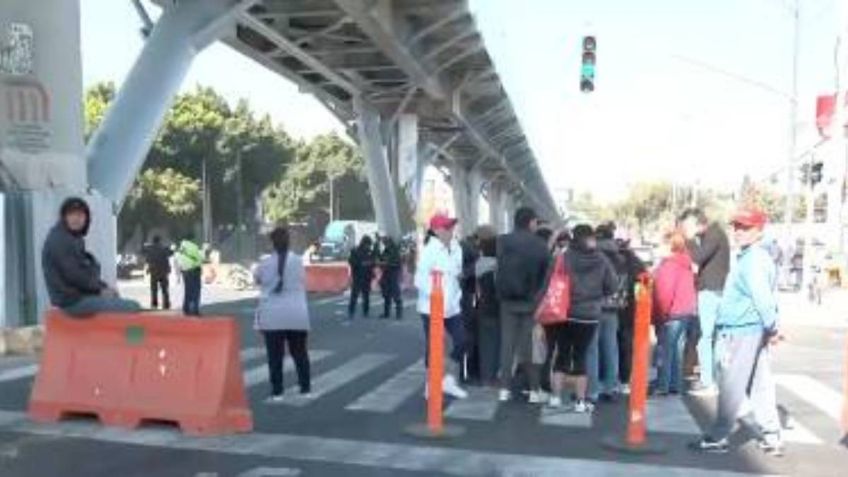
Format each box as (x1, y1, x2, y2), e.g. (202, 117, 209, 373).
(842, 335, 848, 442)
(28, 311, 253, 436)
(305, 263, 351, 294)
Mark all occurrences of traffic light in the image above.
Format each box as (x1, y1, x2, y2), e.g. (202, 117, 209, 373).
(580, 35, 596, 93)
(810, 161, 824, 186)
(800, 161, 825, 187)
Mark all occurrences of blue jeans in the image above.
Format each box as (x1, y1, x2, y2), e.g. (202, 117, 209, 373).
(697, 291, 721, 387)
(656, 317, 691, 393)
(588, 312, 619, 399)
(182, 268, 202, 316)
(62, 295, 142, 317)
(420, 315, 466, 368)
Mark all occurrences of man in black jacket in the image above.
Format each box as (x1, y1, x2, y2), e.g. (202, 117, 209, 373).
(496, 207, 550, 403)
(680, 208, 731, 396)
(42, 197, 141, 317)
(142, 235, 173, 309)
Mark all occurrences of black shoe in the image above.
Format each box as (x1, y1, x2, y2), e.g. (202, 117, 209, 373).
(688, 436, 729, 454)
(598, 392, 619, 403)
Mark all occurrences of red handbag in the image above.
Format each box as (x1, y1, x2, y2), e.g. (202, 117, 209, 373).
(535, 254, 571, 325)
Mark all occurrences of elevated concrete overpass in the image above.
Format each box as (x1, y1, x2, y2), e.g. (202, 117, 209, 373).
(88, 0, 561, 236)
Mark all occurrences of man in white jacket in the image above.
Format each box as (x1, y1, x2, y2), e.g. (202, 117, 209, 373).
(415, 212, 468, 399)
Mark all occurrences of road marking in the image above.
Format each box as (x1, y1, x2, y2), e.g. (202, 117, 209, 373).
(240, 347, 266, 362)
(283, 353, 393, 406)
(647, 397, 700, 435)
(311, 293, 349, 307)
(243, 350, 333, 388)
(0, 364, 38, 384)
(0, 410, 775, 477)
(777, 416, 822, 445)
(539, 407, 592, 428)
(346, 359, 425, 413)
(445, 387, 499, 421)
(775, 374, 842, 421)
(237, 467, 302, 477)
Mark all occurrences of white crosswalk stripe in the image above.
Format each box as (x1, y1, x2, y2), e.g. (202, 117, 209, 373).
(0, 364, 39, 384)
(282, 353, 393, 407)
(346, 359, 425, 413)
(539, 407, 593, 428)
(445, 387, 500, 421)
(775, 373, 842, 422)
(242, 350, 334, 389)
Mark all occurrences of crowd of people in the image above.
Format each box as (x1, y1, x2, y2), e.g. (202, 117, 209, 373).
(412, 204, 784, 456)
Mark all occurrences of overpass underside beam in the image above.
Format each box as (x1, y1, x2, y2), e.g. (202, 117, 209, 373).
(87, 0, 245, 207)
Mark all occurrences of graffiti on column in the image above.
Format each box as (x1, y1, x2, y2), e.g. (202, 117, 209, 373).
(0, 22, 51, 154)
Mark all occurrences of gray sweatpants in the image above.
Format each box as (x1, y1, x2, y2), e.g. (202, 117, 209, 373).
(499, 301, 539, 389)
(708, 331, 780, 440)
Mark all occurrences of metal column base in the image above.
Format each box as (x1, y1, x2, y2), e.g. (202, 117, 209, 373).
(404, 422, 465, 440)
(601, 434, 667, 455)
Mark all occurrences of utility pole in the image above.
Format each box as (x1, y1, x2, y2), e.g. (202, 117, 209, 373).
(235, 149, 244, 261)
(202, 158, 211, 244)
(328, 174, 335, 222)
(784, 0, 801, 251)
(833, 1, 848, 256)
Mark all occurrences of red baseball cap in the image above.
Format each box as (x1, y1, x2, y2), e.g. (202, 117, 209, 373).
(429, 212, 458, 231)
(730, 207, 768, 229)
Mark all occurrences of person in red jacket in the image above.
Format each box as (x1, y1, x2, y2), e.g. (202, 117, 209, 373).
(652, 232, 698, 396)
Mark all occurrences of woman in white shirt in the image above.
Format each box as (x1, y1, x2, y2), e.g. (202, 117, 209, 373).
(414, 213, 468, 399)
(254, 226, 311, 403)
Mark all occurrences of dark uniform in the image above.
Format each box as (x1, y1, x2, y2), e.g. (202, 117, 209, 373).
(348, 238, 375, 319)
(143, 238, 173, 309)
(378, 238, 403, 319)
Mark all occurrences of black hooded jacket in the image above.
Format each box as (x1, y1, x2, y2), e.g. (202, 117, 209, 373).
(565, 244, 619, 321)
(42, 198, 106, 308)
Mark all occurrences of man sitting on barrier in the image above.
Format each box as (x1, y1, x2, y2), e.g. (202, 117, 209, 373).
(42, 197, 141, 317)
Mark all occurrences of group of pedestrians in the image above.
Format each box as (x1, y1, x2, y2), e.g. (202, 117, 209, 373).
(413, 207, 644, 412)
(347, 234, 404, 321)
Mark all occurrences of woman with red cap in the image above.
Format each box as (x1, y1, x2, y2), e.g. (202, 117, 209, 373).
(414, 212, 468, 399)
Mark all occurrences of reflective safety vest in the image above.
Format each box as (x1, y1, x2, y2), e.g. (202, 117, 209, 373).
(176, 240, 204, 271)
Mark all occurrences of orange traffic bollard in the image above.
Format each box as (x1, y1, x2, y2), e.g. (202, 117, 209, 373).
(602, 272, 666, 454)
(427, 272, 445, 433)
(406, 272, 464, 439)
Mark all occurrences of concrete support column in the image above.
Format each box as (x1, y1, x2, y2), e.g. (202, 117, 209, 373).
(397, 114, 422, 212)
(504, 193, 518, 233)
(487, 181, 507, 234)
(354, 97, 402, 239)
(87, 0, 241, 206)
(450, 162, 482, 237)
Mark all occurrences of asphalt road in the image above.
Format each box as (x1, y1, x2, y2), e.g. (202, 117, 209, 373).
(0, 284, 846, 476)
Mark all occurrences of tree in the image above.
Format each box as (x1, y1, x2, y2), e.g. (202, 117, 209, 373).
(262, 133, 371, 225)
(119, 168, 201, 248)
(83, 82, 115, 140)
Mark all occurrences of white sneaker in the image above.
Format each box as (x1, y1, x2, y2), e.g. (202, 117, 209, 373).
(573, 399, 594, 414)
(264, 395, 285, 404)
(442, 375, 468, 399)
(498, 388, 512, 402)
(620, 383, 631, 395)
(548, 396, 563, 409)
(528, 390, 545, 404)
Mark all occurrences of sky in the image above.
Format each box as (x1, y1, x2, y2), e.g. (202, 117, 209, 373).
(80, 0, 842, 203)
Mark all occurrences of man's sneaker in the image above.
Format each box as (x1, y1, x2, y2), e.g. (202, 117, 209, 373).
(442, 375, 468, 399)
(547, 396, 563, 409)
(573, 399, 595, 414)
(264, 394, 285, 405)
(620, 383, 631, 395)
(498, 388, 512, 402)
(688, 384, 719, 398)
(758, 434, 785, 457)
(528, 390, 546, 404)
(688, 436, 730, 454)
